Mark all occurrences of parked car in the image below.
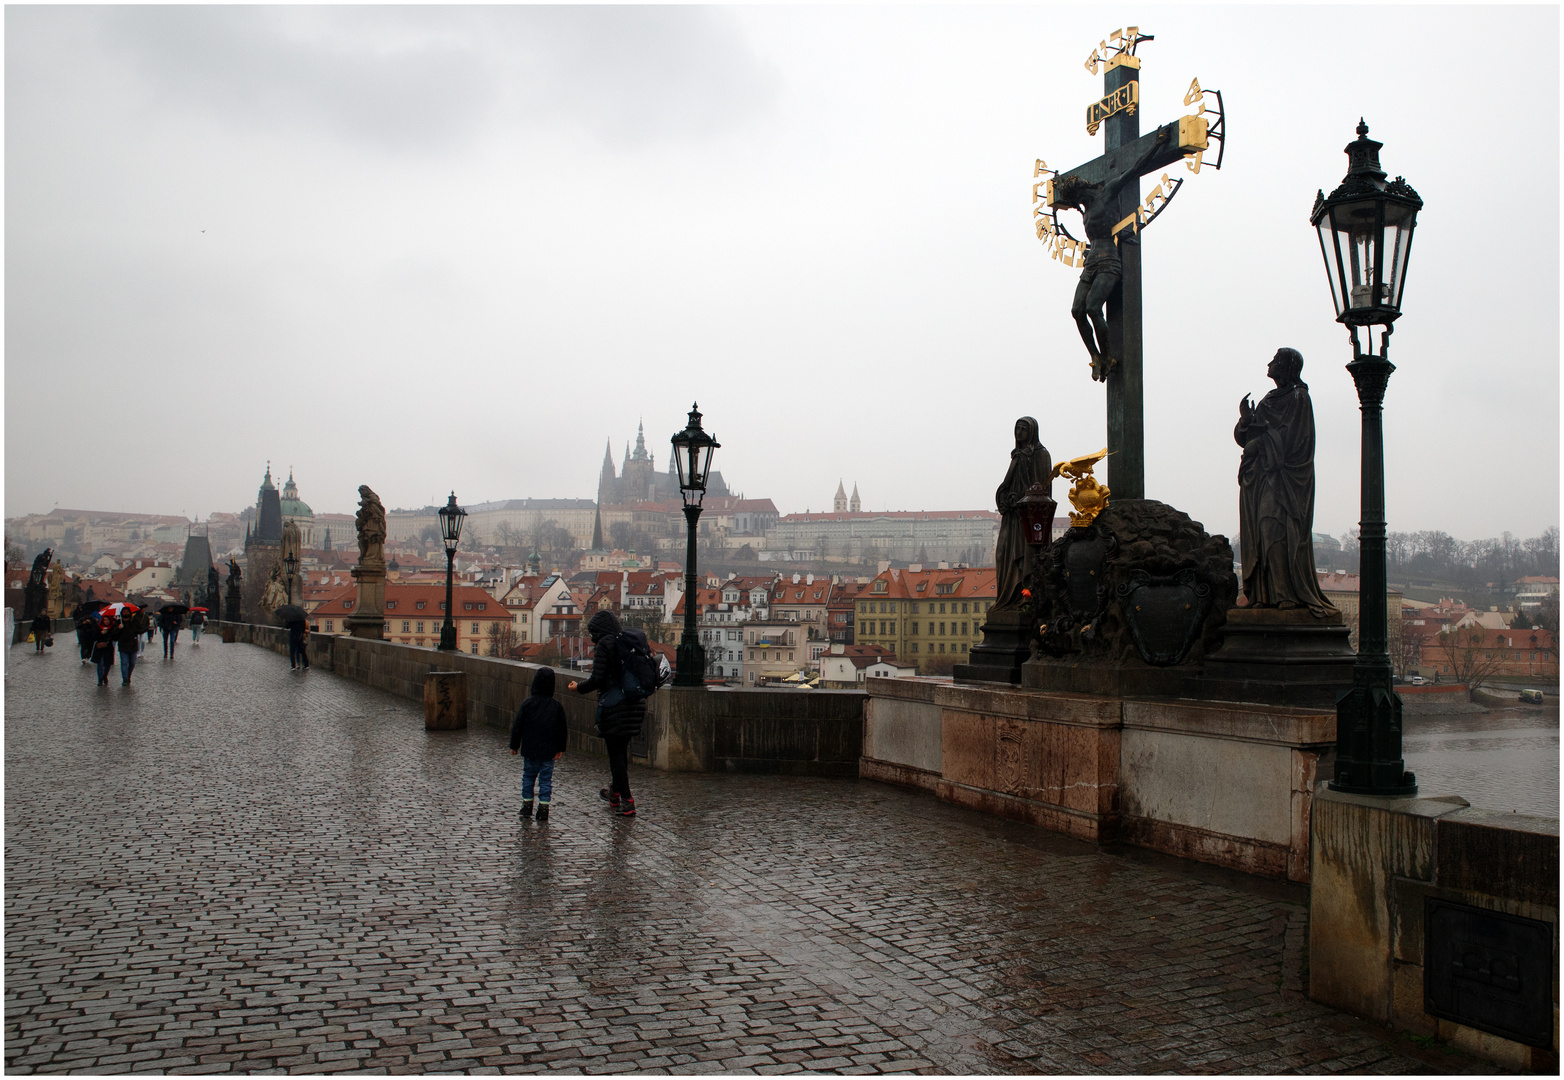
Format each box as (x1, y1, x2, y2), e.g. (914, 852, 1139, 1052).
(1410, 675, 1426, 686)
(1519, 688, 1545, 704)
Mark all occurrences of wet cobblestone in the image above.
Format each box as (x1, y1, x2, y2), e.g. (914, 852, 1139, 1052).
(6, 640, 1510, 1073)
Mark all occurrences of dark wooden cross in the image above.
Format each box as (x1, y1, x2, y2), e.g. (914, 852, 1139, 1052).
(1051, 43, 1207, 501)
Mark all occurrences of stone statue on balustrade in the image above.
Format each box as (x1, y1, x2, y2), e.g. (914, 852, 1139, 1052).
(955, 416, 1054, 685)
(259, 562, 288, 617)
(1234, 347, 1337, 618)
(346, 485, 388, 639)
(356, 485, 387, 563)
(993, 416, 1053, 611)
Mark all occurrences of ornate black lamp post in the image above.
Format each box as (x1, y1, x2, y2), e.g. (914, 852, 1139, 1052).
(283, 551, 298, 606)
(1311, 120, 1422, 796)
(437, 492, 467, 653)
(670, 403, 720, 687)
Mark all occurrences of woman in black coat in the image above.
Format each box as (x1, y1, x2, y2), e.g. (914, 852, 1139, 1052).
(569, 609, 645, 816)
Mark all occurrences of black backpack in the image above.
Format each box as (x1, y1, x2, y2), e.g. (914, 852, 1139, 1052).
(614, 628, 665, 700)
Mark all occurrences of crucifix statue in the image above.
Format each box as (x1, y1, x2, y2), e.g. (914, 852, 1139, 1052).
(1034, 28, 1224, 501)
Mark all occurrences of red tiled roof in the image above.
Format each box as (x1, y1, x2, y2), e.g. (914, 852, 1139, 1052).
(863, 567, 997, 599)
(307, 582, 510, 617)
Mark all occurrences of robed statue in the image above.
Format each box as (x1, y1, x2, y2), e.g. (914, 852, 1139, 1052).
(1235, 348, 1337, 618)
(356, 485, 387, 562)
(994, 417, 1053, 610)
(260, 561, 288, 616)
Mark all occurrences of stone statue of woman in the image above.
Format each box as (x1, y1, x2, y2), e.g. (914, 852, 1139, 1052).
(1235, 347, 1337, 618)
(993, 416, 1052, 610)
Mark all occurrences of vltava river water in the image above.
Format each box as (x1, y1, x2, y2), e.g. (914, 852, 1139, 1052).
(1402, 705, 1559, 818)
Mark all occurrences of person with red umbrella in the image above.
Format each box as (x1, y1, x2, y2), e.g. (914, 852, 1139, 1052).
(101, 603, 146, 687)
(188, 606, 208, 644)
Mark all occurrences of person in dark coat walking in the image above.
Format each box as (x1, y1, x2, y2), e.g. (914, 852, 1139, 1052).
(569, 609, 645, 816)
(158, 607, 182, 659)
(117, 612, 144, 686)
(30, 612, 51, 653)
(287, 619, 310, 670)
(509, 667, 569, 822)
(91, 617, 116, 686)
(75, 612, 97, 664)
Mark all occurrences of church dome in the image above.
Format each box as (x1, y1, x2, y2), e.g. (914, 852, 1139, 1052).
(279, 470, 313, 519)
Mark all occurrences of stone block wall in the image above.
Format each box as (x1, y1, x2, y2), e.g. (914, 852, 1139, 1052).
(862, 678, 1335, 881)
(215, 622, 864, 776)
(1310, 786, 1559, 1071)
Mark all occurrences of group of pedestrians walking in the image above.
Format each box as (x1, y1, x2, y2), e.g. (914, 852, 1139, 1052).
(70, 604, 207, 687)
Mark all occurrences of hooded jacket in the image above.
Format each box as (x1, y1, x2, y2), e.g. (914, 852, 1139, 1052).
(573, 609, 646, 739)
(510, 666, 570, 759)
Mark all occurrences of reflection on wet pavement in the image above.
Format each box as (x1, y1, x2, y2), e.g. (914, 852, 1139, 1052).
(1403, 706, 1559, 817)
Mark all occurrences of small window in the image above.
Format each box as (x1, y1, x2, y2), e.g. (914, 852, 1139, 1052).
(478, 603, 486, 610)
(402, 621, 410, 632)
(471, 622, 479, 634)
(416, 601, 426, 610)
(386, 601, 398, 610)
(464, 602, 474, 611)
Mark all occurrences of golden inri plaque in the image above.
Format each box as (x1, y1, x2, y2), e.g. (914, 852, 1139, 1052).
(1086, 82, 1138, 136)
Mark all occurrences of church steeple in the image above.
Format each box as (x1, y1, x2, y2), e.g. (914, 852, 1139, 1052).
(849, 483, 861, 514)
(591, 505, 605, 551)
(834, 480, 848, 514)
(632, 419, 649, 461)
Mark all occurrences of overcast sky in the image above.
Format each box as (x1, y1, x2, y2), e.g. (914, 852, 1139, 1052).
(6, 5, 1559, 542)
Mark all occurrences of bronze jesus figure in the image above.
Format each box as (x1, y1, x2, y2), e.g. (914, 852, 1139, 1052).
(1055, 125, 1171, 382)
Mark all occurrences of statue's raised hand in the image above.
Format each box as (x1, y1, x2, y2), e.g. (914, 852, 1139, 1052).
(1239, 393, 1254, 420)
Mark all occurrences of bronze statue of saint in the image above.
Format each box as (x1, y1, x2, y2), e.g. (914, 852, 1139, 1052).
(1235, 348, 1337, 618)
(993, 417, 1052, 610)
(1056, 126, 1171, 382)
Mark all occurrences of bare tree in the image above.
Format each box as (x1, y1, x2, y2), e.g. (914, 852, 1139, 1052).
(1395, 621, 1428, 677)
(1430, 629, 1510, 691)
(494, 521, 523, 551)
(485, 620, 517, 657)
(528, 520, 578, 564)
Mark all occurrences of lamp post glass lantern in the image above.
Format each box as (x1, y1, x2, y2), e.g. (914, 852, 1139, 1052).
(671, 403, 720, 686)
(1313, 121, 1421, 797)
(283, 551, 298, 605)
(437, 492, 466, 652)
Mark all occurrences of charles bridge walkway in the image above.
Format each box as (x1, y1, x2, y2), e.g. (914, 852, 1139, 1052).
(5, 639, 1508, 1074)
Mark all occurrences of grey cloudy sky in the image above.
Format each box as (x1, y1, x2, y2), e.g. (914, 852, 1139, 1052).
(6, 5, 1558, 542)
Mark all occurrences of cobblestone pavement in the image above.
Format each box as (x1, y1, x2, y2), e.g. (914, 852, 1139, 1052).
(6, 641, 1509, 1074)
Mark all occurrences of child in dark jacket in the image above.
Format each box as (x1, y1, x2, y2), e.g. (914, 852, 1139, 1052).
(510, 667, 569, 822)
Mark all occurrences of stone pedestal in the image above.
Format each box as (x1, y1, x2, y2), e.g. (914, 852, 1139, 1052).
(1309, 786, 1559, 1071)
(956, 607, 1033, 685)
(1202, 607, 1356, 707)
(863, 677, 1339, 882)
(345, 558, 386, 640)
(424, 670, 468, 730)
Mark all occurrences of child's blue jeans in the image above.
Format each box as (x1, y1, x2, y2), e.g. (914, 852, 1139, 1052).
(522, 757, 555, 805)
